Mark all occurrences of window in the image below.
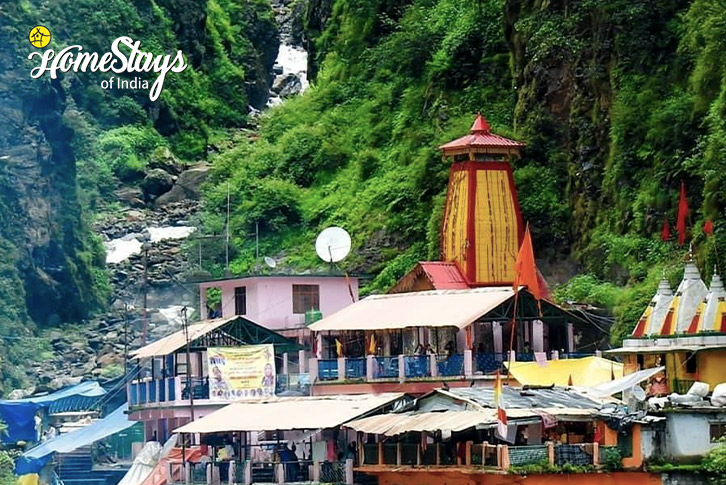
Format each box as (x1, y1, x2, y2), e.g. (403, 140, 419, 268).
(234, 286, 247, 315)
(685, 352, 698, 374)
(292, 284, 320, 314)
(711, 423, 726, 442)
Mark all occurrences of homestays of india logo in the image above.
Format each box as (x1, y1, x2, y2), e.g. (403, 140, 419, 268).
(27, 26, 188, 102)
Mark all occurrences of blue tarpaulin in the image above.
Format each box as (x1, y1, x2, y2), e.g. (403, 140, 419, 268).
(0, 381, 107, 445)
(0, 401, 42, 445)
(17, 403, 134, 475)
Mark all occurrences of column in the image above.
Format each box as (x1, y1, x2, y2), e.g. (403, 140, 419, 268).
(345, 459, 354, 484)
(493, 322, 503, 354)
(429, 353, 438, 377)
(309, 358, 319, 381)
(315, 332, 323, 359)
(567, 323, 575, 353)
(366, 355, 375, 380)
(532, 319, 544, 353)
(383, 331, 391, 356)
(276, 463, 284, 484)
(244, 461, 252, 485)
(464, 349, 473, 377)
(338, 357, 346, 380)
(398, 354, 406, 380)
(298, 349, 307, 373)
(312, 462, 321, 482)
(283, 353, 289, 375)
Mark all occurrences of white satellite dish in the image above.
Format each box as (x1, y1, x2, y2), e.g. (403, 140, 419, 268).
(315, 227, 351, 263)
(264, 256, 277, 268)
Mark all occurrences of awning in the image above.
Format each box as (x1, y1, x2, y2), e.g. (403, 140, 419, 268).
(16, 404, 135, 475)
(588, 366, 665, 398)
(504, 357, 624, 387)
(0, 382, 107, 444)
(605, 346, 708, 354)
(173, 394, 405, 434)
(132, 316, 302, 359)
(344, 408, 598, 436)
(309, 288, 516, 332)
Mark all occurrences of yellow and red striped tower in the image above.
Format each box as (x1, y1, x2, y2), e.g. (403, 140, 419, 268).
(439, 114, 525, 286)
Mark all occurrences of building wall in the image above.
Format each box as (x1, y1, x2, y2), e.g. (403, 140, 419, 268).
(199, 276, 358, 331)
(664, 412, 726, 461)
(370, 471, 661, 485)
(697, 350, 726, 390)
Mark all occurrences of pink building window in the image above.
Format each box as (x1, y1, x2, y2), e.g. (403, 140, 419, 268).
(292, 284, 319, 314)
(234, 286, 247, 315)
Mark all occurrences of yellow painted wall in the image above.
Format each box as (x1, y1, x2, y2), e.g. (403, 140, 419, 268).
(442, 170, 469, 275)
(474, 170, 518, 284)
(697, 349, 726, 390)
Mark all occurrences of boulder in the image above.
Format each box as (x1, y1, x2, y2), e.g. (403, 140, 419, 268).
(148, 147, 183, 175)
(141, 169, 175, 199)
(114, 186, 145, 207)
(272, 73, 302, 98)
(155, 163, 210, 206)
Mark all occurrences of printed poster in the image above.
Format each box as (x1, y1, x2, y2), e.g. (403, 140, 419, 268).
(207, 345, 276, 400)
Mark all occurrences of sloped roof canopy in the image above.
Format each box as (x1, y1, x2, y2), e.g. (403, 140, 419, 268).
(309, 287, 586, 332)
(505, 356, 624, 387)
(439, 114, 525, 156)
(173, 393, 406, 434)
(132, 316, 302, 359)
(388, 261, 470, 294)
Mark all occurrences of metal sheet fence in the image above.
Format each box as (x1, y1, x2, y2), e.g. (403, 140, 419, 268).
(437, 354, 464, 376)
(404, 355, 430, 377)
(345, 358, 366, 379)
(374, 357, 399, 379)
(508, 445, 548, 466)
(555, 444, 594, 466)
(318, 359, 339, 381)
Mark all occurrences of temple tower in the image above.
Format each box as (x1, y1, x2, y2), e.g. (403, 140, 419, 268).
(438, 114, 525, 286)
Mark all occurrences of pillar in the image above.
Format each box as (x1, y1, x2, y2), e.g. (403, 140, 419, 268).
(309, 358, 319, 381)
(493, 322, 503, 354)
(228, 461, 235, 485)
(429, 354, 438, 377)
(532, 319, 544, 353)
(244, 461, 252, 485)
(383, 331, 391, 356)
(185, 462, 191, 485)
(298, 349, 307, 373)
(366, 355, 375, 380)
(276, 463, 284, 484)
(464, 349, 473, 377)
(397, 442, 402, 466)
(547, 442, 555, 465)
(567, 323, 575, 353)
(501, 445, 510, 470)
(508, 350, 516, 363)
(315, 333, 323, 359)
(551, 350, 559, 360)
(345, 459, 354, 484)
(338, 357, 346, 380)
(398, 354, 406, 380)
(283, 353, 289, 375)
(465, 441, 472, 466)
(312, 462, 321, 482)
(378, 442, 383, 465)
(593, 442, 600, 466)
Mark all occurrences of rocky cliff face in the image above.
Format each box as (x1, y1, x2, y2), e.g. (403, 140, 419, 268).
(0, 0, 280, 394)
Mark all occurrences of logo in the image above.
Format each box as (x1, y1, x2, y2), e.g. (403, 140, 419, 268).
(27, 36, 188, 102)
(29, 26, 51, 48)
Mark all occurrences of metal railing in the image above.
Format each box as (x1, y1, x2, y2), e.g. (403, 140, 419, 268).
(474, 352, 505, 373)
(508, 445, 548, 466)
(373, 357, 399, 379)
(437, 354, 464, 377)
(555, 444, 595, 466)
(318, 359, 339, 381)
(345, 358, 366, 379)
(404, 355, 430, 377)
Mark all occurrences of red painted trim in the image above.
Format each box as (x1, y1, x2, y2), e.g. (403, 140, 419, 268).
(440, 159, 456, 260)
(466, 163, 477, 283)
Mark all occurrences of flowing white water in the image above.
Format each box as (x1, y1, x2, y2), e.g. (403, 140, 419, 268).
(104, 226, 197, 264)
(158, 305, 194, 328)
(276, 44, 309, 91)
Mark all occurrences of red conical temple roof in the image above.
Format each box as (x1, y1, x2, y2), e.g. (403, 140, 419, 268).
(439, 113, 525, 153)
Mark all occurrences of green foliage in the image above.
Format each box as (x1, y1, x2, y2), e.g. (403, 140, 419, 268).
(0, 449, 15, 485)
(704, 437, 726, 484)
(601, 447, 623, 472)
(553, 275, 622, 309)
(100, 364, 124, 380)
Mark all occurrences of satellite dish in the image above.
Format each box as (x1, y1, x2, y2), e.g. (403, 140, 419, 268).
(264, 256, 277, 268)
(315, 227, 351, 263)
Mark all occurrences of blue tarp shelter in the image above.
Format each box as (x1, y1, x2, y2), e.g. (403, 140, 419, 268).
(0, 381, 107, 445)
(17, 404, 134, 475)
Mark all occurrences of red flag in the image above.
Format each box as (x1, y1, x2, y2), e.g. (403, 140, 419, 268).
(661, 218, 671, 242)
(703, 219, 714, 236)
(677, 182, 689, 246)
(513, 224, 542, 300)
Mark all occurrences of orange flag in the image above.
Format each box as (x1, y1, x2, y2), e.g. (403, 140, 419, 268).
(513, 224, 542, 300)
(677, 181, 689, 246)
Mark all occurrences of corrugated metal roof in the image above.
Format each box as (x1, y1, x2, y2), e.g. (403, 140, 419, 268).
(419, 262, 470, 290)
(132, 317, 236, 359)
(439, 115, 525, 151)
(431, 387, 606, 411)
(344, 407, 598, 436)
(172, 393, 406, 434)
(308, 287, 515, 332)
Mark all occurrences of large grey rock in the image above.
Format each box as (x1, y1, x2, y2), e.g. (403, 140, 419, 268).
(114, 186, 145, 207)
(155, 163, 210, 206)
(148, 147, 183, 175)
(141, 169, 175, 199)
(272, 73, 302, 98)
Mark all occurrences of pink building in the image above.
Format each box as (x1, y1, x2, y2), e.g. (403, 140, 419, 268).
(198, 275, 359, 342)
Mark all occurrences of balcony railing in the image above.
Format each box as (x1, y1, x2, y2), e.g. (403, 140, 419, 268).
(169, 459, 352, 484)
(359, 441, 602, 470)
